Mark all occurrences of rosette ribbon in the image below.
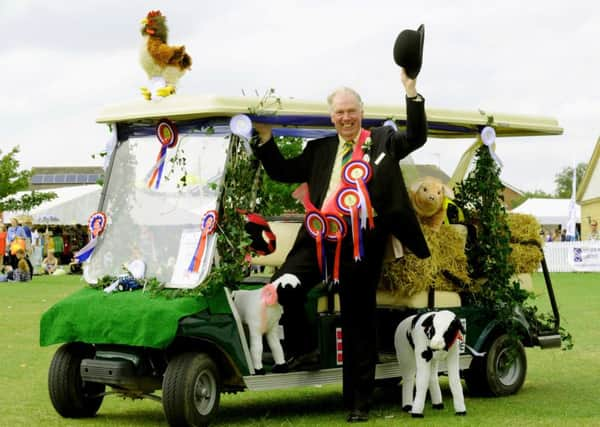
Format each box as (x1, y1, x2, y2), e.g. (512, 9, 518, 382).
(480, 126, 503, 168)
(336, 187, 364, 261)
(342, 160, 374, 230)
(325, 214, 347, 284)
(294, 183, 331, 280)
(74, 211, 107, 262)
(188, 210, 218, 273)
(146, 119, 178, 189)
(229, 114, 254, 155)
(305, 211, 327, 279)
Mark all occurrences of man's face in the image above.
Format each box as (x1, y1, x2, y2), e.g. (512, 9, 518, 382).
(330, 92, 363, 141)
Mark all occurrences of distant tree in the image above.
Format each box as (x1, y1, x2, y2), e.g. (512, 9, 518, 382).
(524, 189, 555, 198)
(0, 146, 56, 213)
(554, 163, 587, 198)
(256, 136, 305, 216)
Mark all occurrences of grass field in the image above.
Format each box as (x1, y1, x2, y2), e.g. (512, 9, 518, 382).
(1, 273, 599, 426)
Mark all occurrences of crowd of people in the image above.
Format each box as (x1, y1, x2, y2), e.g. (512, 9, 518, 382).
(1, 216, 87, 282)
(544, 220, 599, 242)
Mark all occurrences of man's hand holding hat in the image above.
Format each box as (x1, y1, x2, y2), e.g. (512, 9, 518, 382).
(394, 24, 424, 99)
(400, 68, 418, 98)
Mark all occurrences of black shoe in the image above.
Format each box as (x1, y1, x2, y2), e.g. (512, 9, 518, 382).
(347, 410, 369, 423)
(271, 363, 289, 374)
(254, 368, 266, 375)
(287, 350, 320, 371)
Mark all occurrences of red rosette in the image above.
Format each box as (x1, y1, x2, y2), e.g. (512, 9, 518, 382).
(156, 118, 178, 148)
(201, 210, 218, 234)
(342, 160, 371, 186)
(325, 214, 346, 284)
(304, 210, 326, 274)
(335, 187, 363, 260)
(189, 210, 218, 273)
(148, 119, 179, 189)
(336, 187, 362, 215)
(304, 211, 326, 238)
(325, 214, 346, 242)
(342, 160, 375, 230)
(88, 211, 107, 239)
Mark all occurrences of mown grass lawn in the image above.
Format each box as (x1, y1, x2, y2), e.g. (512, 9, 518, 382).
(1, 272, 599, 426)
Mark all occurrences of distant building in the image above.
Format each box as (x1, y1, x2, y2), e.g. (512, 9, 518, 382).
(415, 164, 523, 209)
(502, 182, 525, 210)
(414, 164, 451, 182)
(29, 166, 103, 190)
(576, 137, 600, 239)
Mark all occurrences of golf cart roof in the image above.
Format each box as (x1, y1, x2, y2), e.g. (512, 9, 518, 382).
(97, 94, 563, 138)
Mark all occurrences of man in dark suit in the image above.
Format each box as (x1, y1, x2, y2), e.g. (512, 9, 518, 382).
(254, 69, 430, 422)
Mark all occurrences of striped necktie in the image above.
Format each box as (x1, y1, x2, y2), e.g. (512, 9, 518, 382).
(342, 140, 354, 165)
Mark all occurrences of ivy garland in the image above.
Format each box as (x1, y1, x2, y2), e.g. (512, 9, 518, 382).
(454, 144, 572, 350)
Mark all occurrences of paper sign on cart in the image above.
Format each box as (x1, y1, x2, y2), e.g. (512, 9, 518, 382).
(167, 229, 215, 288)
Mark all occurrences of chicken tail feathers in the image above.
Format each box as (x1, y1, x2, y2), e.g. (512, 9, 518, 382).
(171, 47, 192, 70)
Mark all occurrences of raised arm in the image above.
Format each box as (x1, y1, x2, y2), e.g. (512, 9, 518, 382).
(253, 123, 310, 183)
(386, 68, 427, 159)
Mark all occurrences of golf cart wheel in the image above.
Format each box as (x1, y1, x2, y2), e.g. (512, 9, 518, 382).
(48, 342, 105, 418)
(465, 334, 527, 397)
(162, 352, 221, 427)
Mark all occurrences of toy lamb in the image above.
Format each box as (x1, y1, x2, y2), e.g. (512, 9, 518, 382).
(231, 274, 300, 374)
(394, 310, 466, 417)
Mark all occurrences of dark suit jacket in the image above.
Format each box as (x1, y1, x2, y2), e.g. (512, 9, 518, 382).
(256, 96, 430, 263)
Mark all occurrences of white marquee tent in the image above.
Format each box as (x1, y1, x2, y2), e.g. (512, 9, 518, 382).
(2, 185, 101, 225)
(511, 198, 581, 227)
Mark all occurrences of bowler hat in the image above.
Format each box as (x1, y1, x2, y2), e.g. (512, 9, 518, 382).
(393, 24, 425, 79)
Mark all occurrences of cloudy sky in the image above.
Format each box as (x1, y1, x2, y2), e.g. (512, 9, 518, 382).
(2, 0, 598, 194)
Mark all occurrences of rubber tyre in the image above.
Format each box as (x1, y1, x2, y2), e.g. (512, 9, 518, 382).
(162, 352, 221, 427)
(48, 342, 105, 418)
(465, 334, 527, 397)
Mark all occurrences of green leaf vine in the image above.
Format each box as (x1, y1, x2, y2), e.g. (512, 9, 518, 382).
(454, 144, 572, 350)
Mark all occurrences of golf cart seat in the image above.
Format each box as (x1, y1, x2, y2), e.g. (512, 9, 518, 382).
(251, 220, 463, 310)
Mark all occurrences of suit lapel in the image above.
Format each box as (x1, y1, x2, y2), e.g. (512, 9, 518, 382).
(312, 136, 339, 208)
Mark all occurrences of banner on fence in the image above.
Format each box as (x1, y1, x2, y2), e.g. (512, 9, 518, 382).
(568, 244, 600, 272)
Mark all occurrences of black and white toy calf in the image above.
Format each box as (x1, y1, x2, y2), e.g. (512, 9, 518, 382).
(394, 310, 466, 417)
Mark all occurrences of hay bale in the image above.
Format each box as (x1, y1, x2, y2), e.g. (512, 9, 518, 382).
(381, 255, 433, 296)
(381, 224, 471, 296)
(507, 213, 543, 245)
(381, 213, 543, 297)
(509, 243, 543, 273)
(506, 213, 543, 273)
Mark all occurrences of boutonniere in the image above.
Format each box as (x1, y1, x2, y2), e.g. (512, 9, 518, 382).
(362, 137, 373, 153)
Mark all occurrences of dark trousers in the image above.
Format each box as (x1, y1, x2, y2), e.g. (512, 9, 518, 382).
(338, 220, 386, 412)
(274, 218, 387, 412)
(8, 253, 19, 269)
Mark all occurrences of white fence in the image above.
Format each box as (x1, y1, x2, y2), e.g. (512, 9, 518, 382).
(541, 241, 600, 272)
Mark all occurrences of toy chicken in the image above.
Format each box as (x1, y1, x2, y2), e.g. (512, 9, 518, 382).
(139, 10, 192, 100)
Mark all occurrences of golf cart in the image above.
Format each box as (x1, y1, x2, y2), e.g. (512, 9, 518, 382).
(42, 94, 564, 426)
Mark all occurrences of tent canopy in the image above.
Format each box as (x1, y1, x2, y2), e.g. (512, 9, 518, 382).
(3, 185, 101, 225)
(511, 198, 581, 226)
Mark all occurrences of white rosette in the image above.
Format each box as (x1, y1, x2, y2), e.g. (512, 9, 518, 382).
(481, 126, 503, 168)
(229, 114, 254, 155)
